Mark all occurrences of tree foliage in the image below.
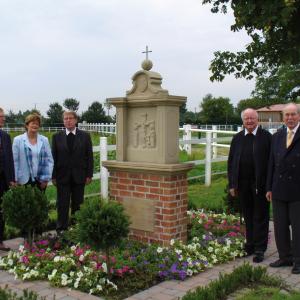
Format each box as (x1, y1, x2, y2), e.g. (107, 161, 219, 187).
(63, 98, 80, 112)
(75, 198, 130, 275)
(251, 64, 300, 101)
(199, 94, 236, 124)
(202, 0, 300, 81)
(2, 186, 49, 247)
(81, 101, 111, 123)
(46, 102, 64, 125)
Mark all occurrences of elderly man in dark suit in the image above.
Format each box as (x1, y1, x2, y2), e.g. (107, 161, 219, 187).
(267, 103, 300, 274)
(0, 107, 15, 251)
(52, 111, 93, 233)
(228, 108, 271, 263)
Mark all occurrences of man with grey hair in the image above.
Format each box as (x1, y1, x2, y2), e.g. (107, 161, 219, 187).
(267, 102, 300, 274)
(228, 108, 271, 263)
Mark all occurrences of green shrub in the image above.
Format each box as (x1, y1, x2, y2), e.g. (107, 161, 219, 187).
(75, 197, 130, 275)
(0, 285, 46, 300)
(2, 186, 49, 247)
(183, 263, 286, 300)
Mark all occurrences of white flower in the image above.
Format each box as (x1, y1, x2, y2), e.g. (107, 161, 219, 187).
(70, 245, 76, 251)
(7, 259, 13, 266)
(101, 262, 108, 273)
(96, 284, 103, 291)
(74, 281, 79, 288)
(53, 256, 61, 262)
(208, 247, 213, 253)
(175, 249, 182, 255)
(187, 269, 193, 276)
(77, 271, 84, 278)
(157, 247, 163, 253)
(170, 239, 175, 246)
(79, 255, 84, 262)
(48, 269, 57, 280)
(226, 239, 232, 246)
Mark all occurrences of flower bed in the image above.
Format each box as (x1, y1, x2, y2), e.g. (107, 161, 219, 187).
(0, 210, 245, 299)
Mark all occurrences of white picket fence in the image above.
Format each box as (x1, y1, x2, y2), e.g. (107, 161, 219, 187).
(96, 126, 240, 198)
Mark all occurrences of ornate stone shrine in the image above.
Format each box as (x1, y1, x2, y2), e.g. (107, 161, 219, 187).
(103, 53, 193, 246)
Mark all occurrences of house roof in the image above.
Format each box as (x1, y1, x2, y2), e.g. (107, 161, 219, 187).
(256, 104, 300, 112)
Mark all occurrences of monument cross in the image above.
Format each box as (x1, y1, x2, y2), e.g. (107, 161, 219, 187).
(142, 45, 152, 60)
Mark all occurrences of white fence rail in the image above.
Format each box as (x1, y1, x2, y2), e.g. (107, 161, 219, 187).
(98, 127, 239, 197)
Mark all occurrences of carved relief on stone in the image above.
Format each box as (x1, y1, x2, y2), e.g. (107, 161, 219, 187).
(132, 113, 156, 149)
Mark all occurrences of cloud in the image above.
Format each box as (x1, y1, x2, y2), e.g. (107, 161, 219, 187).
(0, 0, 254, 114)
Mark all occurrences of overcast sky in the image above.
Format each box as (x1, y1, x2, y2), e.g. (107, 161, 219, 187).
(0, 0, 255, 115)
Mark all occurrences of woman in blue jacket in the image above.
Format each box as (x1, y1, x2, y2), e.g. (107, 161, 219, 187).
(13, 114, 53, 191)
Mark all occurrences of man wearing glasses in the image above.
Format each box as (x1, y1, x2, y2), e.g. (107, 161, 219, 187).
(52, 111, 93, 234)
(228, 108, 271, 263)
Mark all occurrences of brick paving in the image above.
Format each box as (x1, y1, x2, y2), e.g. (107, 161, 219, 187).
(0, 223, 299, 300)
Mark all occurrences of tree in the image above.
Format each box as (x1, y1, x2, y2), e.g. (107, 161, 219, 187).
(81, 101, 110, 123)
(252, 64, 300, 102)
(46, 102, 64, 125)
(179, 103, 188, 125)
(199, 94, 235, 124)
(202, 0, 300, 81)
(63, 98, 80, 112)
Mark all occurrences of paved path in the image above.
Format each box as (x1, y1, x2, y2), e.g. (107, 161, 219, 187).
(0, 224, 299, 300)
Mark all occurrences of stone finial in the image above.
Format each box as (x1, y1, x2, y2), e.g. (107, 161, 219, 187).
(141, 59, 153, 71)
(126, 61, 168, 97)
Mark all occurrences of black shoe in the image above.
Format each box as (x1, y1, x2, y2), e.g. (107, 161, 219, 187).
(292, 264, 300, 274)
(253, 252, 264, 263)
(269, 259, 293, 268)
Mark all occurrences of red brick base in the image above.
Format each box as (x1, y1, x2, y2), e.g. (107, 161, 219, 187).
(109, 171, 188, 246)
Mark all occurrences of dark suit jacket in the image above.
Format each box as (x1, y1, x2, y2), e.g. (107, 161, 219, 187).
(0, 129, 15, 185)
(267, 126, 300, 202)
(228, 127, 272, 194)
(52, 129, 93, 185)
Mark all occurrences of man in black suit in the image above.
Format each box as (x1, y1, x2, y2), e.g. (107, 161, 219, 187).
(0, 107, 15, 250)
(267, 103, 300, 274)
(228, 108, 271, 263)
(52, 111, 93, 233)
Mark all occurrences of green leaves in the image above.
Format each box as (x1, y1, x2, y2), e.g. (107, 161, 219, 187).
(203, 0, 300, 81)
(2, 186, 49, 243)
(75, 198, 130, 252)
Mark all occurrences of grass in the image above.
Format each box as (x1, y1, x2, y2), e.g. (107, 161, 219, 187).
(235, 286, 300, 300)
(188, 176, 227, 211)
(183, 263, 289, 300)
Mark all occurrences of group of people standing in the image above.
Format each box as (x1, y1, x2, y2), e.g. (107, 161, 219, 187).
(0, 108, 93, 251)
(228, 103, 300, 275)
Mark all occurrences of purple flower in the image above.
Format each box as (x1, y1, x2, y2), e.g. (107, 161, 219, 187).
(178, 270, 187, 280)
(170, 263, 178, 273)
(158, 270, 168, 278)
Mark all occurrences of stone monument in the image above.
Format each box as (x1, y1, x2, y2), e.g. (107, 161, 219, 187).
(103, 48, 193, 246)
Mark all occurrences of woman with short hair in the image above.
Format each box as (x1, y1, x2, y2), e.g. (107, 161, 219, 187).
(13, 113, 53, 190)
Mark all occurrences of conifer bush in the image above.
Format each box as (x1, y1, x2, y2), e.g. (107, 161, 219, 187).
(75, 197, 130, 275)
(2, 186, 49, 247)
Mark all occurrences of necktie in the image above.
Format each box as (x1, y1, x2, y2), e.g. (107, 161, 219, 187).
(286, 129, 294, 148)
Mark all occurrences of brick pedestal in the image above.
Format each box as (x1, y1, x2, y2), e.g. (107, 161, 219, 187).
(103, 162, 193, 246)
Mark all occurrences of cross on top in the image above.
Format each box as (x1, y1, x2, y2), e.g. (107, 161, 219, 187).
(142, 45, 152, 60)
